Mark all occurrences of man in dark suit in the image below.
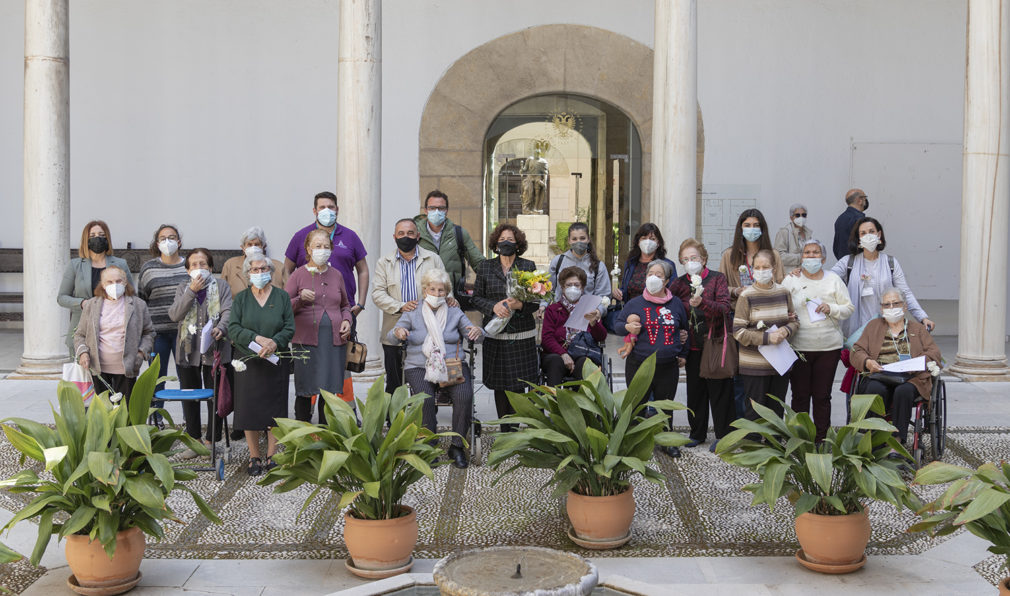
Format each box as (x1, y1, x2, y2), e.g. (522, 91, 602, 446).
(832, 188, 869, 259)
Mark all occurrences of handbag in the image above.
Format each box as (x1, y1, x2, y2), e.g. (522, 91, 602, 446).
(346, 332, 368, 373)
(62, 362, 95, 405)
(865, 371, 913, 387)
(700, 323, 737, 379)
(566, 331, 603, 365)
(603, 300, 624, 335)
(440, 342, 466, 387)
(214, 351, 233, 417)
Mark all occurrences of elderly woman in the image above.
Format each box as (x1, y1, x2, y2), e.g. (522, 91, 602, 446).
(285, 228, 353, 424)
(782, 239, 854, 442)
(228, 254, 295, 476)
(222, 226, 287, 296)
(670, 238, 733, 451)
(541, 266, 607, 386)
(472, 223, 539, 432)
(613, 223, 678, 303)
(615, 259, 688, 458)
(73, 266, 154, 398)
(58, 220, 136, 354)
(850, 288, 941, 446)
(733, 249, 799, 421)
(774, 204, 813, 268)
(390, 269, 483, 468)
(168, 248, 232, 458)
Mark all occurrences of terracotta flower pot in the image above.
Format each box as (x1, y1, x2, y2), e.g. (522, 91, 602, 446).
(794, 508, 871, 568)
(343, 505, 417, 573)
(65, 526, 145, 589)
(1000, 577, 1010, 596)
(566, 486, 635, 542)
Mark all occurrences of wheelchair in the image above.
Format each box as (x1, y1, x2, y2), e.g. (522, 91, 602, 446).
(537, 342, 614, 392)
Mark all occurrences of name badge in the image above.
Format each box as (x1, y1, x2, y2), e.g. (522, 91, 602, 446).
(860, 285, 874, 297)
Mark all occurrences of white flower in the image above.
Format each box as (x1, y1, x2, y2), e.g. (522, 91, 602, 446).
(231, 359, 248, 372)
(601, 297, 611, 306)
(756, 320, 767, 330)
(109, 392, 123, 404)
(306, 266, 319, 274)
(738, 265, 748, 274)
(927, 361, 941, 377)
(187, 324, 197, 335)
(690, 274, 702, 287)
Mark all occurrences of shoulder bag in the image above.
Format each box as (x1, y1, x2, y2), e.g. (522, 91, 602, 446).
(700, 323, 737, 379)
(346, 331, 368, 373)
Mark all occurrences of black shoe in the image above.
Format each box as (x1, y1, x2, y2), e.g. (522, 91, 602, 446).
(264, 457, 277, 472)
(448, 446, 469, 469)
(685, 439, 702, 448)
(662, 446, 681, 458)
(247, 457, 262, 476)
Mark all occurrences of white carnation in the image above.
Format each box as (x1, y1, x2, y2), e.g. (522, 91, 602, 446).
(109, 392, 123, 404)
(690, 274, 702, 287)
(756, 320, 767, 330)
(231, 359, 248, 372)
(187, 324, 198, 335)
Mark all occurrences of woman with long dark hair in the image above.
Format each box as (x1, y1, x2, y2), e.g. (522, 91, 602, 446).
(547, 222, 611, 315)
(613, 223, 678, 303)
(718, 208, 785, 309)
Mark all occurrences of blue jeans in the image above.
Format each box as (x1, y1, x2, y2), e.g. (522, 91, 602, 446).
(152, 330, 178, 408)
(733, 375, 747, 419)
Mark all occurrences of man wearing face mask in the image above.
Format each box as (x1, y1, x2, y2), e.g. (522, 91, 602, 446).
(414, 190, 485, 310)
(372, 219, 447, 394)
(547, 222, 612, 316)
(774, 204, 813, 268)
(832, 188, 869, 260)
(284, 192, 369, 322)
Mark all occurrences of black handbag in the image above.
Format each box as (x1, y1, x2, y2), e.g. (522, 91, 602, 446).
(566, 331, 603, 365)
(865, 371, 913, 387)
(603, 301, 623, 334)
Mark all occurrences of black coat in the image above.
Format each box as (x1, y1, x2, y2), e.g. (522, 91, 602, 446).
(832, 206, 863, 260)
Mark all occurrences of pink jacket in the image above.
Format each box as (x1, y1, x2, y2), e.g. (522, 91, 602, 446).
(285, 265, 353, 346)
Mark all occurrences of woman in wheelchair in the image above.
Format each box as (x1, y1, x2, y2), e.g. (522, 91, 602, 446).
(849, 288, 942, 446)
(390, 269, 483, 469)
(541, 266, 607, 386)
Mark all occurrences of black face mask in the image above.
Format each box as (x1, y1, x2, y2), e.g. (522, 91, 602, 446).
(497, 241, 517, 257)
(87, 236, 109, 254)
(863, 198, 870, 211)
(395, 236, 418, 253)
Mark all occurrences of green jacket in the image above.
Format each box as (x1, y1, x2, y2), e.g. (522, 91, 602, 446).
(413, 214, 485, 286)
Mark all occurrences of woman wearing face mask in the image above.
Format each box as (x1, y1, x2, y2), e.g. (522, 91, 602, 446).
(718, 209, 785, 309)
(670, 239, 733, 451)
(850, 289, 941, 446)
(391, 269, 483, 468)
(614, 223, 678, 303)
(733, 250, 799, 421)
(221, 226, 286, 296)
(781, 239, 854, 442)
(138, 225, 190, 405)
(615, 260, 688, 458)
(168, 248, 232, 457)
(472, 223, 539, 432)
(228, 253, 295, 476)
(285, 229, 353, 425)
(541, 266, 608, 385)
(74, 266, 154, 398)
(548, 223, 611, 315)
(830, 216, 933, 339)
(58, 220, 136, 354)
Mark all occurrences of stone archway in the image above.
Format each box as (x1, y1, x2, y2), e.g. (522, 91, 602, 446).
(418, 24, 704, 246)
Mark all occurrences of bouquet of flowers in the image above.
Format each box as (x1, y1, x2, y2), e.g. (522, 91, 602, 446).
(484, 269, 553, 337)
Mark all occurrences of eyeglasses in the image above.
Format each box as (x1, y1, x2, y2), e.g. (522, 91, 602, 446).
(681, 256, 702, 263)
(159, 235, 179, 242)
(881, 301, 904, 308)
(427, 207, 447, 213)
(793, 212, 808, 217)
(249, 267, 271, 274)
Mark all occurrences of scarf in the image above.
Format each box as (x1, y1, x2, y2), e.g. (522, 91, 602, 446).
(643, 288, 672, 305)
(421, 302, 449, 384)
(560, 296, 580, 344)
(180, 278, 221, 361)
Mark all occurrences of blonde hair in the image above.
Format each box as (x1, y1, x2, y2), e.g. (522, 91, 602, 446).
(421, 269, 452, 294)
(79, 220, 114, 259)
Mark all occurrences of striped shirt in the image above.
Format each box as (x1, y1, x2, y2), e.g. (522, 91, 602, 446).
(137, 258, 190, 332)
(877, 325, 911, 365)
(732, 283, 799, 376)
(397, 251, 418, 303)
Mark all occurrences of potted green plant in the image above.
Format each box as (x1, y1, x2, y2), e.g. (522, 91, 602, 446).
(716, 393, 917, 573)
(911, 461, 1010, 595)
(260, 378, 457, 579)
(488, 354, 689, 549)
(0, 357, 220, 593)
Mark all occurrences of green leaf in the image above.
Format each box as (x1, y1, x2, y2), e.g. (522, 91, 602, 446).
(128, 354, 159, 426)
(116, 425, 153, 455)
(318, 450, 350, 484)
(87, 451, 117, 485)
(147, 453, 175, 492)
(2, 425, 44, 462)
(805, 453, 834, 494)
(396, 454, 434, 479)
(59, 506, 97, 539)
(124, 476, 165, 510)
(846, 418, 898, 433)
(30, 510, 53, 567)
(953, 487, 1010, 525)
(556, 389, 588, 443)
(362, 481, 381, 499)
(793, 493, 820, 517)
(0, 542, 22, 564)
(180, 486, 222, 525)
(92, 494, 112, 513)
(914, 461, 974, 486)
(762, 462, 789, 506)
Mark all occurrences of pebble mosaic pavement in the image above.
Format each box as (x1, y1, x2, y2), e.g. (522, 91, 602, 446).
(1, 425, 1008, 593)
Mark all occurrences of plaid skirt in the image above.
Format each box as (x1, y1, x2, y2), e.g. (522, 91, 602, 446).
(482, 336, 539, 392)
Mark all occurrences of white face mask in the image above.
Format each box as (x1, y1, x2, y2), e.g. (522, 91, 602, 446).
(882, 307, 905, 323)
(793, 216, 807, 227)
(645, 275, 664, 294)
(801, 258, 822, 274)
(563, 286, 583, 302)
(158, 238, 179, 256)
(244, 246, 263, 258)
(316, 208, 337, 227)
(311, 248, 332, 266)
(105, 283, 125, 300)
(639, 238, 658, 255)
(424, 294, 446, 308)
(684, 260, 703, 275)
(753, 269, 774, 285)
(860, 233, 880, 251)
(189, 268, 211, 281)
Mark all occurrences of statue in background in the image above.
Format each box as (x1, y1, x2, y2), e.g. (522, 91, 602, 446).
(520, 140, 549, 214)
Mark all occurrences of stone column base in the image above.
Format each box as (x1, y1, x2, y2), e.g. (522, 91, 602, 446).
(948, 354, 1010, 381)
(351, 354, 385, 384)
(11, 354, 69, 380)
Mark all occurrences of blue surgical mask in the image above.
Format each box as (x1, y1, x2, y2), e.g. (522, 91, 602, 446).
(427, 210, 447, 226)
(250, 272, 271, 289)
(742, 227, 762, 242)
(801, 258, 822, 274)
(316, 208, 336, 227)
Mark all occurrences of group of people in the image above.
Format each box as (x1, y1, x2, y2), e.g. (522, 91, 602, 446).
(60, 186, 941, 475)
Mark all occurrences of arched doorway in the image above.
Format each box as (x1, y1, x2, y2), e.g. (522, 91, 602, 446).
(483, 94, 642, 270)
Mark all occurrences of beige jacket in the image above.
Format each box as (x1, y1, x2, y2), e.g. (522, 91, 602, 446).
(73, 295, 155, 377)
(371, 246, 446, 346)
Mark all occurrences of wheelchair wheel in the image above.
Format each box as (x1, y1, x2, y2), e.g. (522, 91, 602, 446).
(216, 458, 225, 481)
(471, 434, 482, 466)
(929, 380, 946, 462)
(912, 402, 925, 469)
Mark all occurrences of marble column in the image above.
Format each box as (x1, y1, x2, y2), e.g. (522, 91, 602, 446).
(651, 0, 697, 243)
(15, 0, 70, 379)
(950, 0, 1010, 380)
(336, 0, 383, 382)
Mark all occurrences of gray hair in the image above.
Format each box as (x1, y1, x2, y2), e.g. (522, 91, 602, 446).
(646, 259, 674, 282)
(880, 287, 905, 305)
(801, 238, 826, 257)
(789, 203, 807, 217)
(240, 226, 268, 252)
(241, 250, 272, 278)
(420, 268, 452, 294)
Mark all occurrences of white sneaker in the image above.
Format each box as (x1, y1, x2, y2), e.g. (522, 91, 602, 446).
(179, 447, 199, 459)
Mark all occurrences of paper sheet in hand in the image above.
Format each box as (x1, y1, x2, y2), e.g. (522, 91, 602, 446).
(199, 320, 214, 354)
(806, 298, 826, 322)
(881, 355, 925, 373)
(564, 297, 600, 331)
(757, 325, 798, 375)
(248, 341, 280, 365)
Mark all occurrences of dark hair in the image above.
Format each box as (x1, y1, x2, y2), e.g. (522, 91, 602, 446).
(847, 216, 886, 255)
(567, 222, 600, 278)
(627, 223, 667, 263)
(79, 220, 114, 258)
(185, 248, 214, 270)
(149, 224, 181, 257)
(424, 189, 449, 209)
(488, 223, 528, 256)
(729, 209, 773, 271)
(314, 191, 337, 209)
(394, 218, 418, 232)
(94, 266, 136, 298)
(558, 265, 587, 288)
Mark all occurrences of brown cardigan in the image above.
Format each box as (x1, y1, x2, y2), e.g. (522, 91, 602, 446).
(850, 318, 941, 399)
(73, 295, 155, 377)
